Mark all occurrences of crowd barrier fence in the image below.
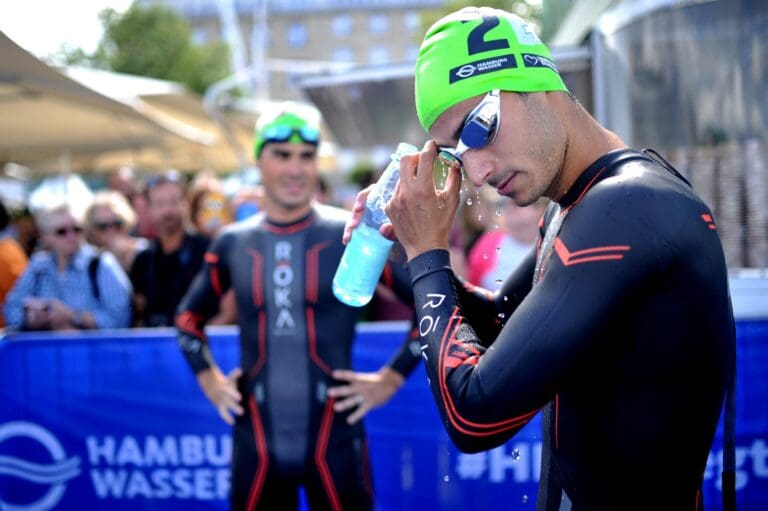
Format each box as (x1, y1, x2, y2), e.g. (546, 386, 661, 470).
(1, 317, 766, 511)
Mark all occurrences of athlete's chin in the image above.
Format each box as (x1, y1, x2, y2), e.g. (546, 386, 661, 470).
(278, 192, 311, 210)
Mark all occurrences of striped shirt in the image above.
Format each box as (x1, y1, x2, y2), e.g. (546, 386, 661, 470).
(3, 244, 132, 329)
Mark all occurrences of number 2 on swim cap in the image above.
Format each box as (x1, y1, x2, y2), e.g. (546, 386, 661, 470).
(465, 16, 510, 55)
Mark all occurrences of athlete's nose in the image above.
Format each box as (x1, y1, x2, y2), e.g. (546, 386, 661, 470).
(462, 151, 494, 188)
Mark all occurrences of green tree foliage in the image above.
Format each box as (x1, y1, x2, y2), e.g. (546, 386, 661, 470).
(88, 4, 230, 94)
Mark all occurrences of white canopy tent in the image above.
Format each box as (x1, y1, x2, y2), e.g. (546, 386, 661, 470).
(0, 31, 220, 174)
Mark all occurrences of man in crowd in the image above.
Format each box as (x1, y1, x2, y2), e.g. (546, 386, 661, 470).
(130, 171, 209, 327)
(349, 7, 734, 510)
(175, 103, 420, 510)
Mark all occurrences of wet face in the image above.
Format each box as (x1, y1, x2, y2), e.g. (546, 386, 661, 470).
(431, 91, 566, 206)
(147, 182, 186, 236)
(257, 142, 318, 220)
(44, 212, 82, 260)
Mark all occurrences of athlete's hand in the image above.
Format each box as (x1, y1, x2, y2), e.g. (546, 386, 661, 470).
(342, 185, 373, 245)
(386, 140, 462, 261)
(196, 367, 244, 425)
(327, 367, 405, 425)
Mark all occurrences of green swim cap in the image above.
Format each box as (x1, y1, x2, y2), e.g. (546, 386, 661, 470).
(253, 109, 320, 159)
(415, 7, 568, 132)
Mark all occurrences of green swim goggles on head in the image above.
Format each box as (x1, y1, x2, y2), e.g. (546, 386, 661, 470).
(438, 89, 501, 169)
(262, 125, 320, 145)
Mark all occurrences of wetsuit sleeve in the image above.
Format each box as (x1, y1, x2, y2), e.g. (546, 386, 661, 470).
(407, 183, 673, 452)
(175, 233, 233, 373)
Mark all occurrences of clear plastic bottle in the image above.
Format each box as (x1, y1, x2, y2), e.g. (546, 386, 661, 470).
(333, 142, 418, 306)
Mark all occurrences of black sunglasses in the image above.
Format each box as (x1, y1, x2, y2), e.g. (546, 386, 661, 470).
(94, 219, 124, 231)
(54, 225, 82, 237)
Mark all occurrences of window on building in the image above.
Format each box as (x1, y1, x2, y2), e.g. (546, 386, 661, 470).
(287, 23, 307, 48)
(369, 45, 389, 65)
(369, 14, 388, 34)
(405, 44, 419, 62)
(333, 47, 354, 63)
(404, 11, 420, 33)
(332, 15, 352, 37)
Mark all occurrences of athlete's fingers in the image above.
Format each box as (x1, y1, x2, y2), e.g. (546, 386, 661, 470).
(227, 367, 243, 382)
(415, 141, 438, 186)
(217, 404, 235, 426)
(331, 369, 360, 383)
(342, 186, 372, 244)
(333, 393, 364, 413)
(442, 161, 463, 197)
(225, 395, 244, 416)
(346, 402, 370, 425)
(327, 383, 358, 399)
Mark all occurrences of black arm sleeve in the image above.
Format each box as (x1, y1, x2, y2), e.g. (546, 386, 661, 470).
(406, 175, 695, 453)
(175, 233, 233, 374)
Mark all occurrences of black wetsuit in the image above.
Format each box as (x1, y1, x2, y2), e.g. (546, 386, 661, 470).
(407, 149, 735, 511)
(176, 204, 420, 511)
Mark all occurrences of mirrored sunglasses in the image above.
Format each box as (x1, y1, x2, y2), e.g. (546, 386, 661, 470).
(262, 125, 320, 145)
(438, 89, 501, 169)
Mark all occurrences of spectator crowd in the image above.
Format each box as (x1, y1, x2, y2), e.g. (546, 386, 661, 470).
(0, 162, 543, 331)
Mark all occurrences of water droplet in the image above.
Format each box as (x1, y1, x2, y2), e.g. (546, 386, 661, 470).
(497, 312, 506, 319)
(496, 246, 501, 253)
(503, 295, 509, 302)
(443, 475, 450, 482)
(495, 278, 503, 285)
(466, 198, 473, 206)
(493, 223, 499, 230)
(496, 208, 502, 216)
(477, 214, 483, 222)
(521, 495, 529, 504)
(512, 448, 520, 460)
(482, 253, 488, 260)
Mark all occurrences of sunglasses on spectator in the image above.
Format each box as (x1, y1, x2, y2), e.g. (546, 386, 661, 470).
(94, 219, 124, 231)
(437, 89, 501, 169)
(53, 225, 82, 237)
(262, 125, 320, 145)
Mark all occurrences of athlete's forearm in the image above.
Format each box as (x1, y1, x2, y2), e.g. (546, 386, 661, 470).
(408, 249, 534, 452)
(176, 310, 215, 373)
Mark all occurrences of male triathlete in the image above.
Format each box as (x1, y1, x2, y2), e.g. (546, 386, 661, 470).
(176, 103, 420, 510)
(347, 7, 735, 511)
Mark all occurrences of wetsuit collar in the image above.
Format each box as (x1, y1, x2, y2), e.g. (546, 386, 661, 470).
(556, 148, 647, 209)
(265, 208, 316, 233)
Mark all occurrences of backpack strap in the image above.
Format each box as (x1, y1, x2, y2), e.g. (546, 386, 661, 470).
(88, 252, 101, 302)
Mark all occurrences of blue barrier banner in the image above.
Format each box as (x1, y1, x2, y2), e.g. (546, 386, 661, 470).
(0, 321, 766, 511)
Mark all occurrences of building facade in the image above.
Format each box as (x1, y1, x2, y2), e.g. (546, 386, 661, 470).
(137, 0, 444, 101)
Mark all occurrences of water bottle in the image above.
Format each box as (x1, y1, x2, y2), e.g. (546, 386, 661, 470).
(333, 142, 418, 306)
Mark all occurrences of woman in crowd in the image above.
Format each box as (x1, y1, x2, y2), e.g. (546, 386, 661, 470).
(3, 203, 132, 330)
(84, 190, 149, 272)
